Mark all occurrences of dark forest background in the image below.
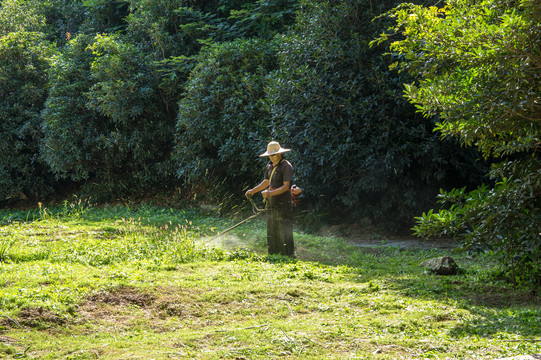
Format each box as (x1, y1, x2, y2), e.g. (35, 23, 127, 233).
(0, 0, 489, 232)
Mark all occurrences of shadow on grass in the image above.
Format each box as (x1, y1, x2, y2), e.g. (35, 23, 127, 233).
(278, 230, 541, 341)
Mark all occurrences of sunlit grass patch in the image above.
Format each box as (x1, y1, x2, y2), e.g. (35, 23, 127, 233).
(0, 204, 539, 359)
(1, 207, 225, 265)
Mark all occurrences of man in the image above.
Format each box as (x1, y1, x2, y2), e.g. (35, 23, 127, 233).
(245, 141, 300, 257)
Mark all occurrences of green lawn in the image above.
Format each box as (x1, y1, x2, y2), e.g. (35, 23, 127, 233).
(0, 203, 539, 359)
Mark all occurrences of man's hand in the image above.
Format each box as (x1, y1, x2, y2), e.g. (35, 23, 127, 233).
(261, 189, 271, 199)
(245, 189, 254, 198)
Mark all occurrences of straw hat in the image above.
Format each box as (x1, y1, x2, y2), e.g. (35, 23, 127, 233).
(259, 141, 291, 157)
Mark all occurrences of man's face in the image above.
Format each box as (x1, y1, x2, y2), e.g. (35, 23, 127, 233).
(269, 154, 281, 164)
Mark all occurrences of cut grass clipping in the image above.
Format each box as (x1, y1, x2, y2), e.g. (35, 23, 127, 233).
(0, 203, 539, 359)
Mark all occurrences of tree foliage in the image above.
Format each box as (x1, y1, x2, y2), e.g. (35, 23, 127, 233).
(81, 0, 130, 34)
(174, 38, 278, 191)
(42, 32, 177, 198)
(379, 0, 541, 286)
(41, 0, 227, 198)
(0, 0, 48, 35)
(381, 0, 540, 158)
(229, 0, 299, 39)
(265, 0, 486, 228)
(0, 0, 86, 43)
(126, 0, 217, 109)
(41, 35, 107, 183)
(0, 32, 57, 200)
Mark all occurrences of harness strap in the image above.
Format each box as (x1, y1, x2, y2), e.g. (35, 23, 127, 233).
(268, 164, 278, 187)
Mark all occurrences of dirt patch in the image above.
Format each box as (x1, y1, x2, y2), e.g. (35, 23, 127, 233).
(0, 315, 18, 329)
(156, 300, 185, 317)
(0, 335, 19, 345)
(75, 286, 160, 333)
(76, 285, 261, 334)
(17, 307, 66, 328)
(78, 286, 208, 328)
(86, 285, 156, 307)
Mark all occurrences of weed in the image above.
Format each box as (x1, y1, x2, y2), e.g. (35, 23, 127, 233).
(0, 237, 14, 262)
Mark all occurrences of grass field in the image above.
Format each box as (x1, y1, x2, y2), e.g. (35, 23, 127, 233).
(0, 201, 539, 359)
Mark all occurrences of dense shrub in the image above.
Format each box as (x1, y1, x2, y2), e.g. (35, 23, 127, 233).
(41, 0, 265, 200)
(228, 0, 299, 39)
(80, 0, 130, 34)
(388, 0, 541, 286)
(42, 0, 87, 44)
(0, 32, 57, 201)
(265, 0, 487, 229)
(174, 38, 279, 193)
(0, 0, 86, 44)
(41, 35, 105, 182)
(126, 0, 218, 112)
(41, 33, 177, 198)
(0, 0, 48, 35)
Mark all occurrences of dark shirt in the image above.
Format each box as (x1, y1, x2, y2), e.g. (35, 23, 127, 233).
(265, 159, 293, 190)
(265, 159, 293, 205)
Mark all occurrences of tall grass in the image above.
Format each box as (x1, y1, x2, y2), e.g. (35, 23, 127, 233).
(1, 201, 225, 266)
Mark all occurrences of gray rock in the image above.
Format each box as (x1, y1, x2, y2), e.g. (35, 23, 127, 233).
(420, 256, 459, 275)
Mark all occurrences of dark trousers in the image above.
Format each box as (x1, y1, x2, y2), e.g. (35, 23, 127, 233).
(267, 196, 294, 256)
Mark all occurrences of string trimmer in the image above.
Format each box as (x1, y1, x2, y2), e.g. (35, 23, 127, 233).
(212, 195, 267, 239)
